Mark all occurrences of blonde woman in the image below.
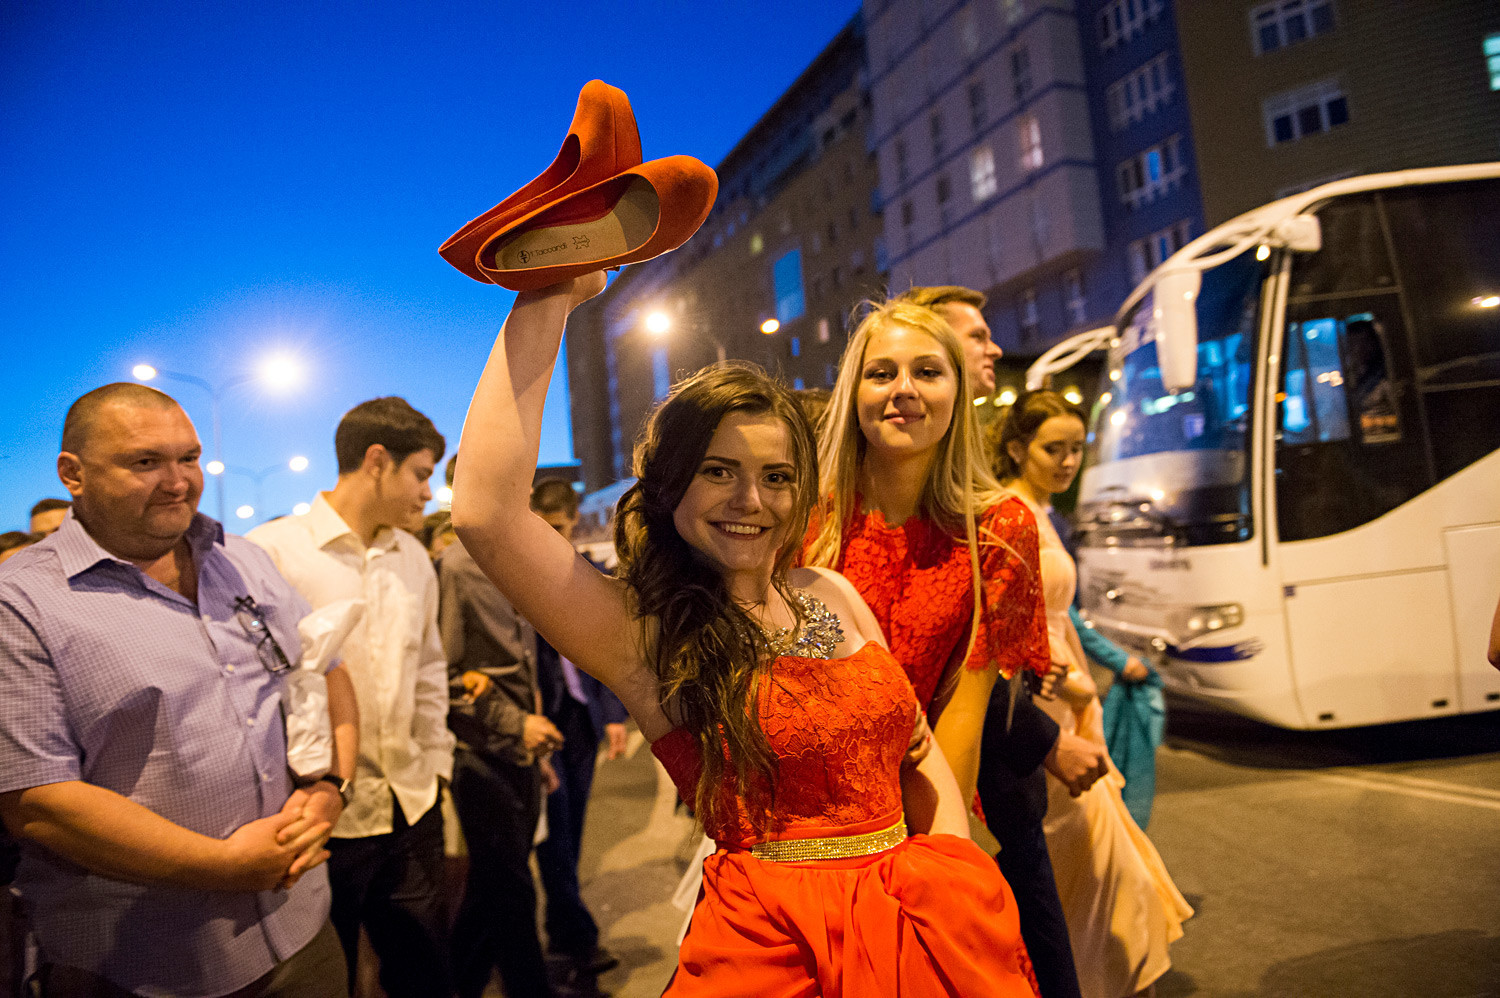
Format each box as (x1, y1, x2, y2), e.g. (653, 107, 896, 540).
(994, 389, 1193, 998)
(804, 298, 1107, 998)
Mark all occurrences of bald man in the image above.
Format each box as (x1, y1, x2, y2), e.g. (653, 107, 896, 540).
(0, 383, 356, 997)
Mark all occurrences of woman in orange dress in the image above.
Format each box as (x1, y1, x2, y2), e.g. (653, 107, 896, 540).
(804, 298, 1104, 998)
(994, 390, 1192, 998)
(449, 271, 1038, 997)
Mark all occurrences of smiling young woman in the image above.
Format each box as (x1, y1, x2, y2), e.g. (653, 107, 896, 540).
(448, 273, 1040, 997)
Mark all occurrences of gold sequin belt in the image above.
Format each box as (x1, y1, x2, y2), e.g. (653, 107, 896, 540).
(747, 819, 908, 863)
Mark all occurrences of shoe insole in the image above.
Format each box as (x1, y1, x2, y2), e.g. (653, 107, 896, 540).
(491, 177, 658, 271)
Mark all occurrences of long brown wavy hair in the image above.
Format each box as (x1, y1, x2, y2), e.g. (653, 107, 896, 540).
(613, 362, 819, 831)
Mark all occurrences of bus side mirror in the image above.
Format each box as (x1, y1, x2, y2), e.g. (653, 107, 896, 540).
(1153, 268, 1201, 392)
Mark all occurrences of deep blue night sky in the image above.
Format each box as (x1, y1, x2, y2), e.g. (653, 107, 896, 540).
(1, 1, 859, 528)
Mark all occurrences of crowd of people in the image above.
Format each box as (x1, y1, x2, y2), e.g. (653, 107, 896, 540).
(0, 275, 1193, 998)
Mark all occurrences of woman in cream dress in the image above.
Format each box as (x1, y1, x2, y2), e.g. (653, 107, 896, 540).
(994, 389, 1192, 998)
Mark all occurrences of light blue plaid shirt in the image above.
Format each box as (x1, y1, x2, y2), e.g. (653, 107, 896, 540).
(0, 511, 330, 997)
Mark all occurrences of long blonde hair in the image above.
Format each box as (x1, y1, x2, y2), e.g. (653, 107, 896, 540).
(805, 299, 1010, 670)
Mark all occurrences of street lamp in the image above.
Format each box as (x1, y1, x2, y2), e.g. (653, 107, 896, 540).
(215, 456, 311, 523)
(132, 355, 307, 521)
(642, 310, 727, 364)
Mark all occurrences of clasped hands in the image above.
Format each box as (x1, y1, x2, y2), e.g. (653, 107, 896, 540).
(221, 781, 342, 892)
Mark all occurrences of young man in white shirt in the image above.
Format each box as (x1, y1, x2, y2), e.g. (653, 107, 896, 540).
(249, 396, 456, 997)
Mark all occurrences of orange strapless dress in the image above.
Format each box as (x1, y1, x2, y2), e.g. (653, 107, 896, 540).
(652, 641, 1039, 997)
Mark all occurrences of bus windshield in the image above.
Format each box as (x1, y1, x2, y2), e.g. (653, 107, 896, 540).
(1079, 248, 1266, 547)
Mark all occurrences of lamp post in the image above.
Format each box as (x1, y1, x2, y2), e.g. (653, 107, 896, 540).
(131, 355, 304, 522)
(210, 456, 311, 522)
(643, 310, 728, 365)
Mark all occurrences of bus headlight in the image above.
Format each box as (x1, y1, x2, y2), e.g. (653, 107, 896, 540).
(1170, 603, 1245, 639)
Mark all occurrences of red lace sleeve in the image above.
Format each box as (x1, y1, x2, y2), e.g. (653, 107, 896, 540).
(965, 497, 1050, 678)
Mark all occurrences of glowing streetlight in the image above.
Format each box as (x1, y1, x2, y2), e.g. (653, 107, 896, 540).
(130, 355, 311, 521)
(1472, 295, 1500, 308)
(235, 505, 255, 520)
(436, 485, 454, 506)
(760, 318, 780, 335)
(293, 502, 312, 516)
(288, 455, 309, 473)
(644, 311, 672, 336)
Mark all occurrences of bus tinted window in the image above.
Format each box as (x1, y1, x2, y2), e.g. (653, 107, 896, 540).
(1287, 194, 1394, 298)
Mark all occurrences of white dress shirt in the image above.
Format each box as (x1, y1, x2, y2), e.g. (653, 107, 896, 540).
(249, 493, 455, 837)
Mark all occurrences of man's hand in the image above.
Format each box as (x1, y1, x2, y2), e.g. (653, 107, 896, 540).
(539, 755, 561, 794)
(270, 787, 341, 888)
(1121, 656, 1150, 683)
(523, 714, 564, 754)
(603, 722, 629, 761)
(459, 670, 492, 702)
(1038, 661, 1070, 700)
(1044, 732, 1109, 797)
(220, 811, 331, 892)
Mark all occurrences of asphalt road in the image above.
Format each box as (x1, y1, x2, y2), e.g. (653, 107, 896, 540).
(577, 704, 1500, 998)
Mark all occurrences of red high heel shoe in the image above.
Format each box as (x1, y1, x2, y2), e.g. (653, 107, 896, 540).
(439, 79, 641, 284)
(473, 154, 717, 292)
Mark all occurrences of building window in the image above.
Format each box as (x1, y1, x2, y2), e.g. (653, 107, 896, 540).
(1010, 46, 1032, 100)
(1484, 33, 1500, 90)
(818, 318, 831, 343)
(1105, 52, 1174, 132)
(1018, 114, 1043, 172)
(970, 146, 998, 201)
(1116, 134, 1185, 210)
(749, 233, 764, 255)
(875, 236, 890, 272)
(1126, 218, 1193, 282)
(827, 220, 838, 246)
(936, 174, 952, 224)
(901, 200, 915, 228)
(831, 266, 842, 287)
(1262, 79, 1349, 146)
(1019, 288, 1039, 341)
(1064, 270, 1086, 327)
(895, 139, 909, 183)
(1251, 0, 1335, 56)
(960, 8, 981, 56)
(929, 111, 945, 158)
(849, 205, 859, 231)
(791, 337, 801, 358)
(1097, 0, 1164, 51)
(968, 80, 988, 131)
(773, 249, 806, 324)
(1002, 0, 1024, 26)
(652, 347, 671, 401)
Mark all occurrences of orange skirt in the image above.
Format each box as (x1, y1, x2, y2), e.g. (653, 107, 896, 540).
(667, 832, 1039, 998)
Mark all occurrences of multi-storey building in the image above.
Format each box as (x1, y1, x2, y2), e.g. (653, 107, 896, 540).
(566, 16, 884, 488)
(1077, 0, 1204, 318)
(1176, 0, 1500, 226)
(864, 0, 1109, 357)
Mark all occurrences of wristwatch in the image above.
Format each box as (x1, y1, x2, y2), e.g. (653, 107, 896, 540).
(315, 774, 354, 808)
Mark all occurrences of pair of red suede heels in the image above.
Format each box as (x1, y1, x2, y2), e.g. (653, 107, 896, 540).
(440, 80, 718, 292)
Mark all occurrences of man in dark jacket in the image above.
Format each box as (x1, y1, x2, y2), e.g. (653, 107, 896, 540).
(531, 479, 628, 980)
(440, 530, 564, 998)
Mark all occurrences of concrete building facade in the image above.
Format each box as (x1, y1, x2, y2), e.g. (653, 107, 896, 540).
(1176, 0, 1500, 226)
(566, 16, 884, 488)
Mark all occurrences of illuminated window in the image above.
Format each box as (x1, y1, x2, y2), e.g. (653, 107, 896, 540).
(772, 249, 806, 324)
(749, 233, 764, 255)
(970, 146, 998, 201)
(1262, 79, 1348, 146)
(1486, 34, 1500, 91)
(818, 318, 831, 343)
(1018, 114, 1043, 172)
(1251, 0, 1335, 56)
(1097, 0, 1164, 51)
(1117, 135, 1184, 209)
(1064, 270, 1086, 327)
(1018, 288, 1039, 340)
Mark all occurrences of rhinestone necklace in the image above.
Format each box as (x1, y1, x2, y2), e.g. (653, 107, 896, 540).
(760, 590, 846, 660)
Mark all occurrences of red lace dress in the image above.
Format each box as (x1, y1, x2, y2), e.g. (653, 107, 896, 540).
(821, 497, 1050, 709)
(652, 640, 1039, 998)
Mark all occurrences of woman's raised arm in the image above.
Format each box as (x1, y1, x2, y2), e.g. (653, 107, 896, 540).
(451, 275, 668, 736)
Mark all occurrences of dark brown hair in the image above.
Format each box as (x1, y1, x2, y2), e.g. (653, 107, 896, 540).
(335, 397, 446, 473)
(613, 362, 818, 832)
(29, 498, 71, 517)
(991, 389, 1086, 481)
(530, 478, 580, 517)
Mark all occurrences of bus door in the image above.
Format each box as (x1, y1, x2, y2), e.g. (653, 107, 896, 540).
(1272, 192, 1455, 726)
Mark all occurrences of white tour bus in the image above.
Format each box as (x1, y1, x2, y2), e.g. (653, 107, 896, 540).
(1030, 164, 1500, 729)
